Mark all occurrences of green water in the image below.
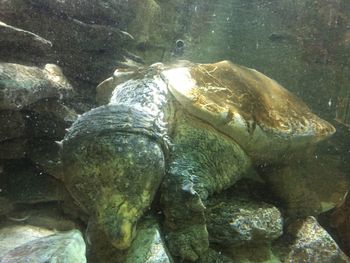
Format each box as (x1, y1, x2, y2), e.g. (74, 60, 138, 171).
(1, 0, 350, 262)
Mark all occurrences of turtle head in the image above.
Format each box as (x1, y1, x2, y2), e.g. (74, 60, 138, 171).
(95, 194, 138, 250)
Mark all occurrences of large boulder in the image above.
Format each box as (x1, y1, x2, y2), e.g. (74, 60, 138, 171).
(0, 63, 74, 110)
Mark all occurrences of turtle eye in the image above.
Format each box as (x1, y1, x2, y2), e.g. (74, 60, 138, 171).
(173, 39, 185, 57)
(176, 39, 185, 49)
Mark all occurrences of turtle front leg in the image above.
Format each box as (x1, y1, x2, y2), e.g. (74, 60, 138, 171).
(161, 158, 209, 261)
(161, 112, 251, 261)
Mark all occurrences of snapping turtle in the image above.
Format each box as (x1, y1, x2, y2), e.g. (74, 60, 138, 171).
(61, 60, 335, 261)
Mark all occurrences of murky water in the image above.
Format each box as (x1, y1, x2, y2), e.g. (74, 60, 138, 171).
(1, 0, 350, 262)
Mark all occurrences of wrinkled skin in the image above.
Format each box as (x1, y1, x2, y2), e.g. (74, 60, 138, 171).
(161, 110, 251, 260)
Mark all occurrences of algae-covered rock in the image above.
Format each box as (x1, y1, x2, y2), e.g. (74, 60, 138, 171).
(196, 248, 234, 263)
(0, 226, 86, 263)
(206, 197, 283, 247)
(280, 217, 350, 263)
(125, 218, 173, 263)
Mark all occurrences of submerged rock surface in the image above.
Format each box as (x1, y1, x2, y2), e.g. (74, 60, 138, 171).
(125, 218, 173, 263)
(0, 226, 86, 263)
(0, 63, 74, 110)
(281, 217, 350, 263)
(206, 197, 283, 247)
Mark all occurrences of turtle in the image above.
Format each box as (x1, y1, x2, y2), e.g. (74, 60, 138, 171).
(61, 60, 335, 261)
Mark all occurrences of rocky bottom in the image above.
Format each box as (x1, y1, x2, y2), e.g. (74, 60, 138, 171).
(0, 177, 349, 263)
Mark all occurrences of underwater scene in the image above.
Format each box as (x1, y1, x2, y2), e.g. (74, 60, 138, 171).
(1, 0, 350, 262)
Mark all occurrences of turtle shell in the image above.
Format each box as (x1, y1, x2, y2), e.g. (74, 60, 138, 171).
(161, 60, 335, 162)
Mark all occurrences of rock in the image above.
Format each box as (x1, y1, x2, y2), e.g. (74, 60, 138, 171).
(23, 110, 67, 140)
(0, 97, 77, 167)
(23, 100, 77, 173)
(0, 110, 25, 142)
(0, 197, 14, 216)
(0, 0, 135, 101)
(125, 218, 173, 263)
(280, 216, 350, 262)
(0, 111, 73, 162)
(261, 153, 350, 217)
(28, 0, 134, 26)
(0, 225, 55, 256)
(96, 68, 137, 105)
(196, 248, 234, 263)
(225, 244, 280, 263)
(27, 139, 63, 179)
(2, 204, 80, 232)
(26, 98, 77, 124)
(0, 138, 27, 159)
(0, 20, 52, 54)
(0, 226, 86, 263)
(0, 159, 66, 204)
(0, 103, 75, 161)
(331, 190, 350, 256)
(0, 63, 74, 110)
(206, 197, 283, 247)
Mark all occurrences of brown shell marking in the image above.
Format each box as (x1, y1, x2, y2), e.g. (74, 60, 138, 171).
(188, 60, 335, 139)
